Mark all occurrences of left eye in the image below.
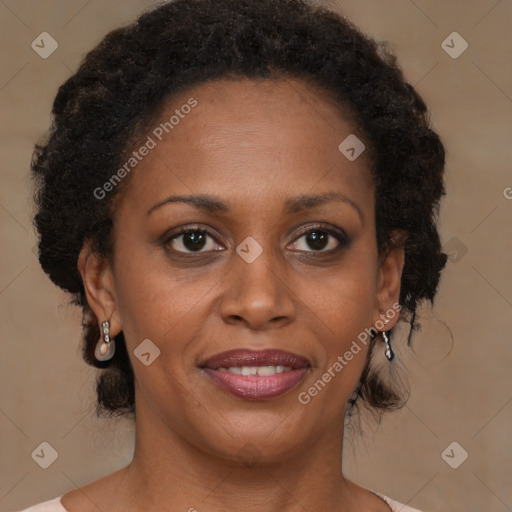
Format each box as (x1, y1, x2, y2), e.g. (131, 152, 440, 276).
(289, 227, 348, 252)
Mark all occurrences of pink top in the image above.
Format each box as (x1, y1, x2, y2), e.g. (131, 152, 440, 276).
(17, 491, 423, 511)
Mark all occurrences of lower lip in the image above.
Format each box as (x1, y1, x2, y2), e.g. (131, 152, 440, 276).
(202, 368, 309, 400)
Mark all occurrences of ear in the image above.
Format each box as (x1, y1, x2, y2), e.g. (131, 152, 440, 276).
(372, 230, 406, 328)
(77, 240, 122, 337)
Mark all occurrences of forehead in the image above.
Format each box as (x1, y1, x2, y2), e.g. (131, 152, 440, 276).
(116, 76, 374, 216)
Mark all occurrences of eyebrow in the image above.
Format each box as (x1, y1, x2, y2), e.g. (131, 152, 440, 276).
(147, 192, 363, 221)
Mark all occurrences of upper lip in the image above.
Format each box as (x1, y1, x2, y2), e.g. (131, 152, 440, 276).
(200, 349, 311, 370)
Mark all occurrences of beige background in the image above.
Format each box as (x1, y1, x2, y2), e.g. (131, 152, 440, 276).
(1, 0, 511, 510)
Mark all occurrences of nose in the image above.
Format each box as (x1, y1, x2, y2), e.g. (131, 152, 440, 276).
(218, 245, 297, 330)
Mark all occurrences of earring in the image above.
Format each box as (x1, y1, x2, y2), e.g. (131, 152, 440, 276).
(381, 330, 394, 361)
(94, 320, 116, 361)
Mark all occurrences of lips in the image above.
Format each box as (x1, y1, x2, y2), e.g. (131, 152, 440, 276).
(201, 349, 310, 370)
(199, 349, 311, 401)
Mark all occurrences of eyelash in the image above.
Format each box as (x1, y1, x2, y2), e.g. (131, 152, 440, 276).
(163, 223, 350, 255)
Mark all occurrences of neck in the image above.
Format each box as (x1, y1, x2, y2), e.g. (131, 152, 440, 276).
(118, 406, 362, 511)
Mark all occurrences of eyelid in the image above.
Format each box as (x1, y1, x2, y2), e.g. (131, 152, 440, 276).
(292, 222, 347, 239)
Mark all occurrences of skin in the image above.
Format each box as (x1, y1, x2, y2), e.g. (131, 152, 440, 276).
(67, 77, 405, 512)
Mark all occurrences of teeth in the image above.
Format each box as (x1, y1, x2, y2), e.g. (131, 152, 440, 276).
(241, 366, 257, 376)
(218, 365, 292, 376)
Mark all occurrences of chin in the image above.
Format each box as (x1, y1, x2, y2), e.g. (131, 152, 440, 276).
(190, 414, 314, 466)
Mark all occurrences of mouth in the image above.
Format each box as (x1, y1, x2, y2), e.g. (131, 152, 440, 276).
(199, 349, 311, 401)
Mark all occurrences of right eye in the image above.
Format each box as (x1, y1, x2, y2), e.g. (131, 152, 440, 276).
(164, 227, 225, 254)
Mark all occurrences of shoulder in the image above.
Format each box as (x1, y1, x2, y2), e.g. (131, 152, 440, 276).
(15, 496, 66, 512)
(371, 490, 424, 512)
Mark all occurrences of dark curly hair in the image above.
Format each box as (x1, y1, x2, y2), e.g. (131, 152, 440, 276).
(31, 0, 447, 419)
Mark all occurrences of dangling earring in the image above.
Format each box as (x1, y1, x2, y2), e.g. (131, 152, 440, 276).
(95, 320, 115, 361)
(381, 330, 394, 361)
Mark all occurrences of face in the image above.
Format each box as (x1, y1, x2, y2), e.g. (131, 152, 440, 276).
(80, 77, 404, 463)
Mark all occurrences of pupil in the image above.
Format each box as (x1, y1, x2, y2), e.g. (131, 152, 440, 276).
(307, 231, 327, 250)
(184, 232, 206, 251)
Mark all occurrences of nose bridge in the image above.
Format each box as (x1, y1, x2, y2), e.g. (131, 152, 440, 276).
(219, 237, 296, 328)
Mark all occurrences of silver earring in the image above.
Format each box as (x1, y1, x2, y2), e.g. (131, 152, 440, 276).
(381, 330, 394, 361)
(95, 320, 116, 361)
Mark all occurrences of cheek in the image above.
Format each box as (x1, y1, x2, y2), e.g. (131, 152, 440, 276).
(115, 271, 211, 349)
(298, 285, 373, 415)
(305, 279, 374, 375)
(295, 252, 377, 401)
(110, 237, 213, 352)
(300, 257, 377, 341)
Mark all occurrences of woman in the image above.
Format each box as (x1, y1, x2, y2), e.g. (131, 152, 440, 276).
(23, 0, 446, 510)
